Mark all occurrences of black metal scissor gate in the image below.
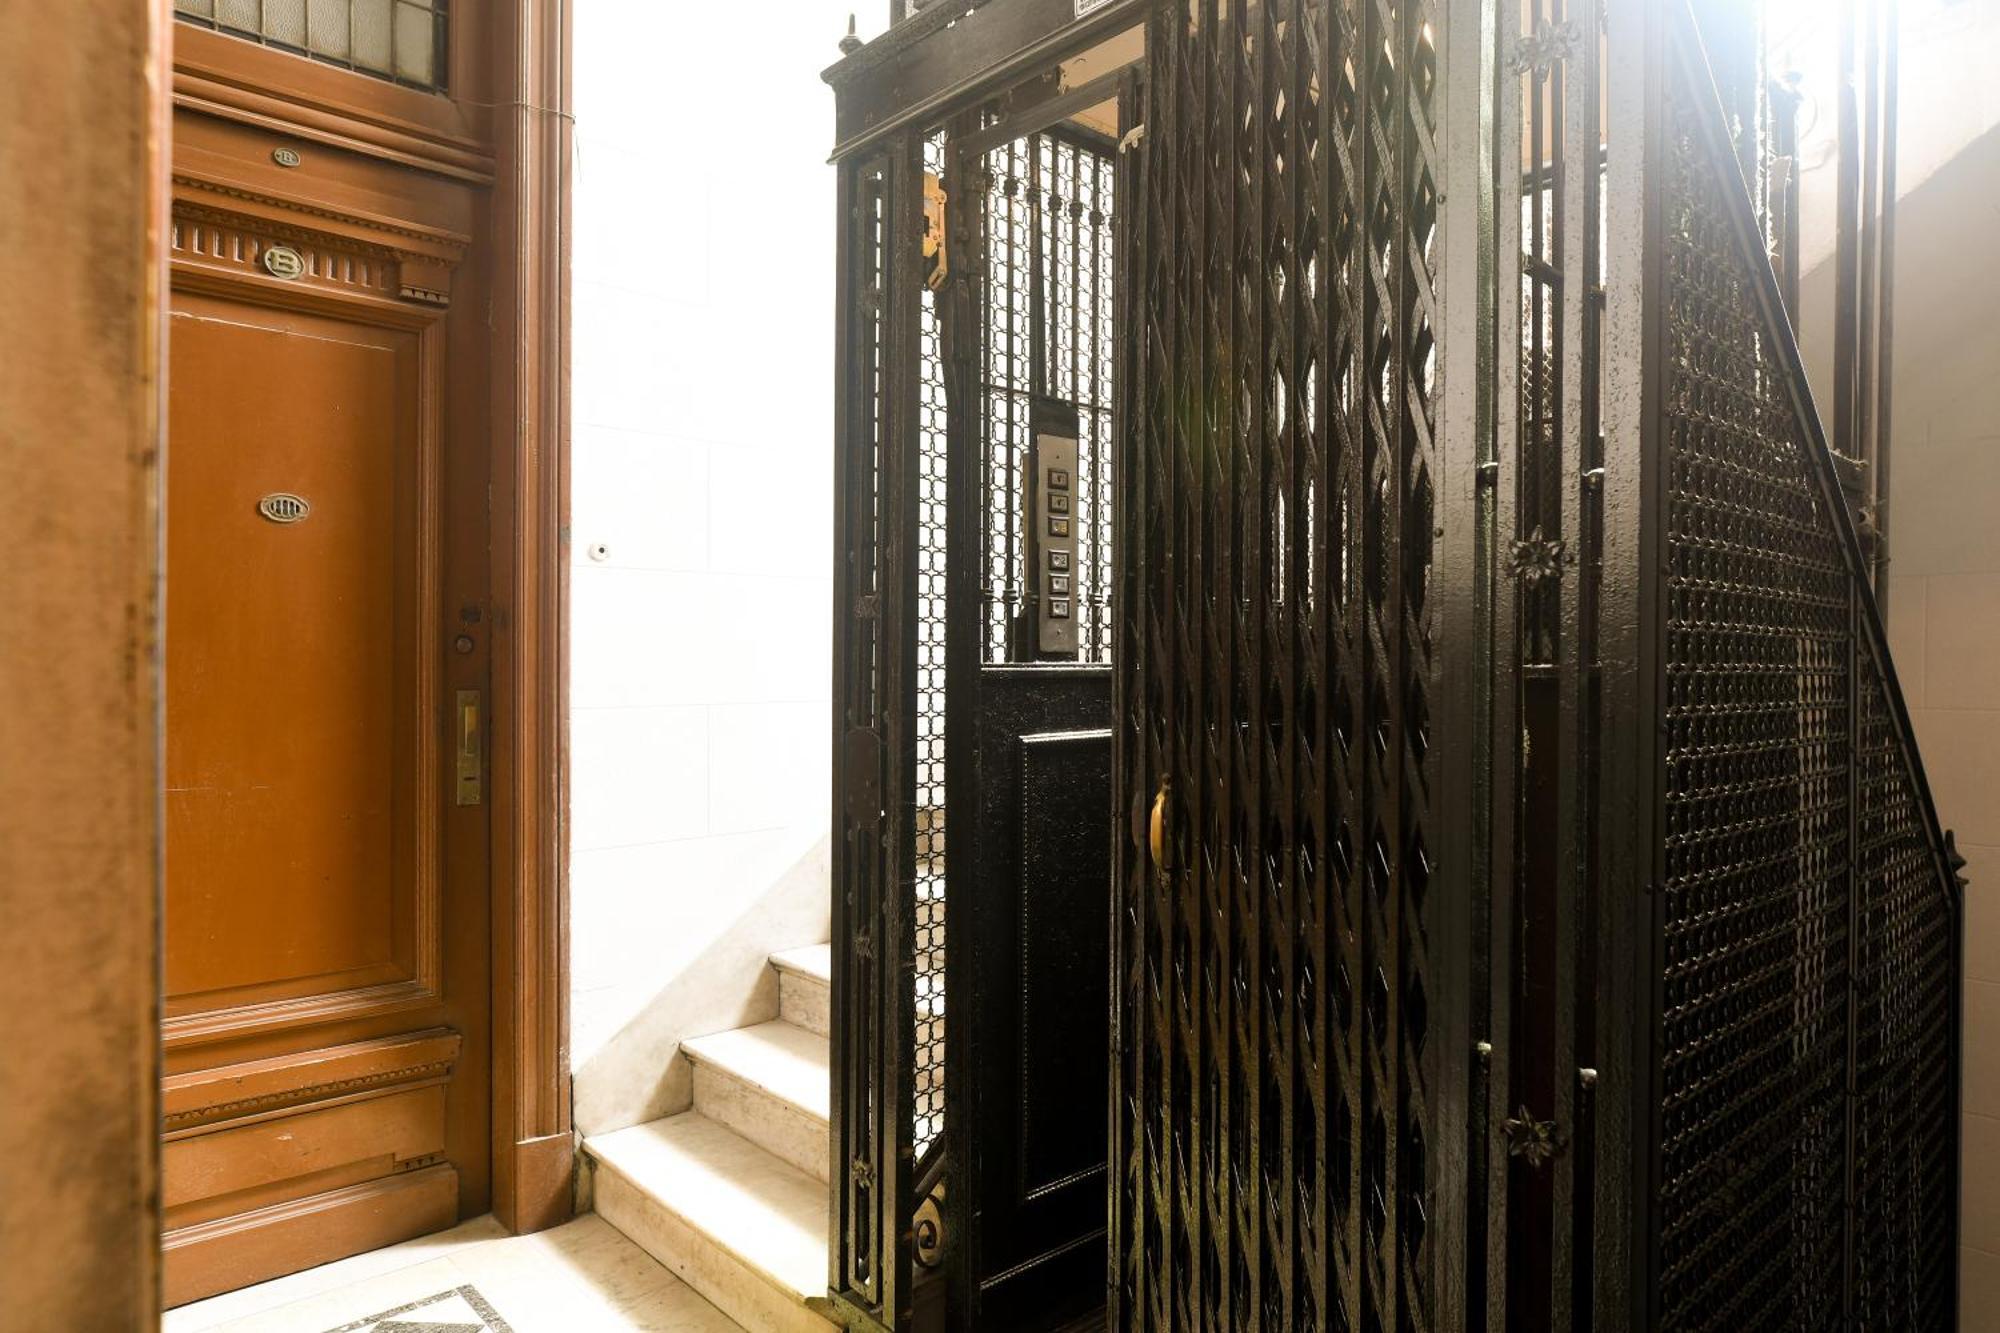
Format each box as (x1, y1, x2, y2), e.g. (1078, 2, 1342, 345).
(826, 3, 1962, 1330)
(1114, 0, 1444, 1329)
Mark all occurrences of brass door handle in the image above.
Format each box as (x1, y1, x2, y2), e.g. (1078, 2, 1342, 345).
(1149, 777, 1169, 874)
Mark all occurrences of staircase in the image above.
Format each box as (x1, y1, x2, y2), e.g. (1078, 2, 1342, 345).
(584, 944, 839, 1333)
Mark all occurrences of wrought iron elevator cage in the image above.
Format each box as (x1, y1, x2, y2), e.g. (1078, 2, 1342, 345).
(828, 1, 1964, 1330)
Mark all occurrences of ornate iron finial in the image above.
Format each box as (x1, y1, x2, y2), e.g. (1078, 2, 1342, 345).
(839, 13, 863, 55)
(1511, 526, 1567, 585)
(1945, 829, 1971, 889)
(1501, 1106, 1567, 1169)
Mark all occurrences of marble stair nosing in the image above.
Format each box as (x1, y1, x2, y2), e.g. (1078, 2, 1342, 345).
(586, 1112, 838, 1333)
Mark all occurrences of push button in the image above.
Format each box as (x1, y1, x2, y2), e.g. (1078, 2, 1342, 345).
(1049, 492, 1071, 514)
(1049, 516, 1070, 538)
(1050, 599, 1071, 618)
(1048, 468, 1070, 489)
(1049, 549, 1071, 571)
(1050, 574, 1071, 595)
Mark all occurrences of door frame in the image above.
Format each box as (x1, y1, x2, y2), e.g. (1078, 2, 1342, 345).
(482, 0, 576, 1236)
(0, 0, 170, 1324)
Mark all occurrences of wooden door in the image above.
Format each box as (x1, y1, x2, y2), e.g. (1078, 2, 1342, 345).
(161, 15, 496, 1305)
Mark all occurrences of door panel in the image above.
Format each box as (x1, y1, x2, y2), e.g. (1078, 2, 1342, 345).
(166, 300, 429, 1017)
(959, 680, 1111, 1327)
(1016, 728, 1112, 1196)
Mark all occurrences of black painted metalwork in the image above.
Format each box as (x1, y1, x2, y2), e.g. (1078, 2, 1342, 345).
(1113, 2, 1444, 1331)
(832, 137, 922, 1333)
(832, 3, 1959, 1330)
(1481, 3, 1608, 1327)
(1824, 0, 1901, 607)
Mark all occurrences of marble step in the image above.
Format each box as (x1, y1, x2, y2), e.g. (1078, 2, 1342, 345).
(774, 944, 945, 1041)
(682, 1019, 830, 1183)
(586, 1112, 837, 1333)
(769, 944, 831, 1038)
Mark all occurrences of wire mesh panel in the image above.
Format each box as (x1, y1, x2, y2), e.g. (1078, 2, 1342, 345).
(1636, 13, 1961, 1330)
(975, 131, 1120, 663)
(173, 0, 447, 90)
(1656, 73, 1853, 1327)
(915, 134, 950, 1161)
(1113, 0, 1442, 1329)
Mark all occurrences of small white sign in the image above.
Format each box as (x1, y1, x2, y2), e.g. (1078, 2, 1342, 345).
(1075, 0, 1116, 16)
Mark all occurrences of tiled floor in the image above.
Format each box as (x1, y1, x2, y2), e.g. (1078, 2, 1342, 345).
(163, 1215, 745, 1332)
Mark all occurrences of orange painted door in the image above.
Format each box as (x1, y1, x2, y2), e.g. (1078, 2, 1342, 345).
(160, 105, 492, 1303)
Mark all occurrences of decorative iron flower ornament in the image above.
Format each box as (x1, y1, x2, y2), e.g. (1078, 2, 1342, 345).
(1511, 526, 1567, 586)
(1501, 1106, 1567, 1170)
(1512, 18, 1580, 75)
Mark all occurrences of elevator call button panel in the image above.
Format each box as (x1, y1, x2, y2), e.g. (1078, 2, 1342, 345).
(1034, 429, 1081, 657)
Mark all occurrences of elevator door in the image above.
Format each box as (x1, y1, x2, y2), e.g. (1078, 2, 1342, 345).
(942, 123, 1122, 1331)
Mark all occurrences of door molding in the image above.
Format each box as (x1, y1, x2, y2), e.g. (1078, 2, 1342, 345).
(485, 0, 575, 1235)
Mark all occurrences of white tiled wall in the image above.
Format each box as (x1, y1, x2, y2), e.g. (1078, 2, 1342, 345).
(1774, 1, 2000, 274)
(1862, 190, 2000, 1326)
(568, 1, 868, 1136)
(1889, 480, 2000, 1329)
